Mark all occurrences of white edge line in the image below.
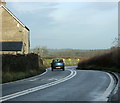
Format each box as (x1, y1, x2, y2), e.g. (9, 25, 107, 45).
(0, 69, 76, 102)
(112, 73, 119, 94)
(1, 68, 48, 86)
(97, 72, 115, 101)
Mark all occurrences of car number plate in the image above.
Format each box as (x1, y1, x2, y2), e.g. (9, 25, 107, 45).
(56, 67, 61, 68)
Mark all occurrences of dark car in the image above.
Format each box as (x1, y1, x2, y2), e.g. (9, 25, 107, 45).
(51, 59, 65, 71)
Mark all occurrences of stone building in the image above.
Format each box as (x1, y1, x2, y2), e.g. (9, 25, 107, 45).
(0, 0, 30, 54)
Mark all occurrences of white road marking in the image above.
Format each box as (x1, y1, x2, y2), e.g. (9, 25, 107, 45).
(48, 78, 58, 81)
(29, 78, 39, 81)
(96, 72, 115, 101)
(0, 69, 76, 102)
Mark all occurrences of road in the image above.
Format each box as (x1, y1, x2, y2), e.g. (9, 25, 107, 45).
(1, 66, 115, 102)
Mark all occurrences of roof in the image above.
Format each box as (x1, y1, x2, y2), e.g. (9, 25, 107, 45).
(0, 5, 29, 31)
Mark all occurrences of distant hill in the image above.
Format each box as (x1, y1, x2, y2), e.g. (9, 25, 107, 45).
(31, 48, 110, 58)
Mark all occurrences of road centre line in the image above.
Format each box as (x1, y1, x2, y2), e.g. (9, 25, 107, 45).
(0, 69, 76, 102)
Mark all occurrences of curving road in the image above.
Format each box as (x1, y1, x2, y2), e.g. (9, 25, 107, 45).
(1, 66, 115, 102)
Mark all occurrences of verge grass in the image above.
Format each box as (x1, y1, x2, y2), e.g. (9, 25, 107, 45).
(2, 54, 45, 83)
(77, 48, 120, 73)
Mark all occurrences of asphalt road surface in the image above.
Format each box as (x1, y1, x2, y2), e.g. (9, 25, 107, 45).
(1, 66, 115, 102)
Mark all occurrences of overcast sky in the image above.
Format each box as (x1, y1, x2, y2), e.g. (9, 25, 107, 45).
(6, 2, 118, 49)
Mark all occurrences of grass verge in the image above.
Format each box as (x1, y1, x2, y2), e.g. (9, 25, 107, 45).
(2, 53, 46, 83)
(2, 69, 45, 83)
(77, 48, 120, 73)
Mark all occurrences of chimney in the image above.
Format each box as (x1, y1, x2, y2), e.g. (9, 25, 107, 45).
(0, 0, 6, 6)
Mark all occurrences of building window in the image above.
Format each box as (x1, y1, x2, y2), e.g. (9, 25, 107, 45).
(0, 41, 23, 51)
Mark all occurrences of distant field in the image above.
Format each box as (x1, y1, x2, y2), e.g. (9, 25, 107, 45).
(43, 58, 81, 68)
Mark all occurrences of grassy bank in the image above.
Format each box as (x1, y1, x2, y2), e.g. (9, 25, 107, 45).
(77, 48, 120, 73)
(2, 54, 46, 83)
(3, 69, 45, 83)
